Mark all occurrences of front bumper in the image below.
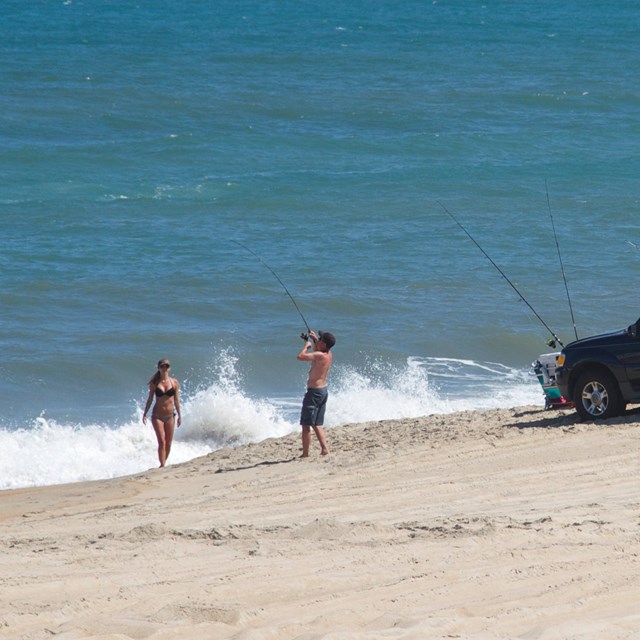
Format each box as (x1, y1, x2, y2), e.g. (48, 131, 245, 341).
(554, 366, 570, 400)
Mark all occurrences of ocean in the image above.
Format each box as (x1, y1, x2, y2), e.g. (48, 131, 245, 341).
(2, 0, 639, 489)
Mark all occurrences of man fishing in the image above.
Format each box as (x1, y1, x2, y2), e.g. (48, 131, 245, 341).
(297, 330, 336, 457)
(233, 242, 337, 453)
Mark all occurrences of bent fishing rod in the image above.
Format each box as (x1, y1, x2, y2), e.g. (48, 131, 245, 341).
(545, 179, 579, 341)
(232, 240, 313, 339)
(438, 201, 565, 348)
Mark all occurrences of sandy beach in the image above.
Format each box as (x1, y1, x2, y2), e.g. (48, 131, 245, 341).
(1, 406, 639, 640)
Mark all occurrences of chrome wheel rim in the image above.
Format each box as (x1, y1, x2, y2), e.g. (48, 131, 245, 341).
(580, 381, 609, 417)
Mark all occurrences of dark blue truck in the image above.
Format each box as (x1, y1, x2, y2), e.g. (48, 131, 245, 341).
(555, 318, 640, 420)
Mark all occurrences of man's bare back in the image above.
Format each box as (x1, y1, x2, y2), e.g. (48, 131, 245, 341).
(297, 331, 333, 387)
(304, 350, 332, 388)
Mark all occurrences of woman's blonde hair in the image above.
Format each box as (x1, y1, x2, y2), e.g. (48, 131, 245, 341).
(148, 359, 170, 386)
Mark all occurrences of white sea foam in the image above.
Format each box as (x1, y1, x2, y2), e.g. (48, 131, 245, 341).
(0, 353, 543, 491)
(0, 415, 210, 491)
(181, 351, 294, 446)
(325, 356, 541, 425)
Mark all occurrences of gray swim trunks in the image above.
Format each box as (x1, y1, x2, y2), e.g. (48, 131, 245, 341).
(300, 387, 328, 426)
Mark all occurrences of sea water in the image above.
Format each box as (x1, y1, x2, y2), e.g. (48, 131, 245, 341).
(2, 0, 639, 489)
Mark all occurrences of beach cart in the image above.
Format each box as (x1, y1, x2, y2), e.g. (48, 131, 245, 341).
(532, 352, 573, 410)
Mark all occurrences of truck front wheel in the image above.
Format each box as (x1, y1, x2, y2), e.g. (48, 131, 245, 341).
(573, 370, 623, 420)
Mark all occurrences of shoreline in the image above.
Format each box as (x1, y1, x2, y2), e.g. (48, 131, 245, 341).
(2, 405, 639, 639)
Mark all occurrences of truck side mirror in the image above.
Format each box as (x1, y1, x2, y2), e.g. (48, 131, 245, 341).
(627, 318, 640, 338)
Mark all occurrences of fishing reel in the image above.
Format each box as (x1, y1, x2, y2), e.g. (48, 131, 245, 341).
(300, 332, 317, 342)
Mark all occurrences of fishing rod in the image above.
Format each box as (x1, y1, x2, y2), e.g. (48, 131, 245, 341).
(545, 179, 579, 341)
(233, 240, 313, 339)
(438, 201, 565, 348)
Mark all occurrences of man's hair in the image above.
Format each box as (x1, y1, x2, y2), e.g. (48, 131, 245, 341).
(319, 331, 336, 350)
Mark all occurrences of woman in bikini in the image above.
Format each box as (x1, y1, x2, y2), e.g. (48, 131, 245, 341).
(142, 358, 182, 467)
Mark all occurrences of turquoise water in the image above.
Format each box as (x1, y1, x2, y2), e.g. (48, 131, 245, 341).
(2, 1, 639, 487)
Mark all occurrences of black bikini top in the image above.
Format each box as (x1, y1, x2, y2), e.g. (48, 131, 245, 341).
(155, 385, 176, 398)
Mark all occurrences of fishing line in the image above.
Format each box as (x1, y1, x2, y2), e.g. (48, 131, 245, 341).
(438, 201, 565, 348)
(232, 240, 312, 335)
(545, 179, 579, 341)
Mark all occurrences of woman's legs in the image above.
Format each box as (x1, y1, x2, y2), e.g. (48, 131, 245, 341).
(151, 416, 176, 467)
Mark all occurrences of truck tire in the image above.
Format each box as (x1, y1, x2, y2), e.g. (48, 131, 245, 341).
(573, 369, 623, 420)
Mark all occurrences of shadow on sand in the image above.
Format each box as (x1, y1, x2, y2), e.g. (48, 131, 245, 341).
(507, 404, 640, 429)
(215, 457, 299, 474)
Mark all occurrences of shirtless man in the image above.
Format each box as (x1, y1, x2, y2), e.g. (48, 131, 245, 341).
(297, 329, 336, 457)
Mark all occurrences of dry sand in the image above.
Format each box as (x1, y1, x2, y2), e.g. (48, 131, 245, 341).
(1, 406, 639, 639)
